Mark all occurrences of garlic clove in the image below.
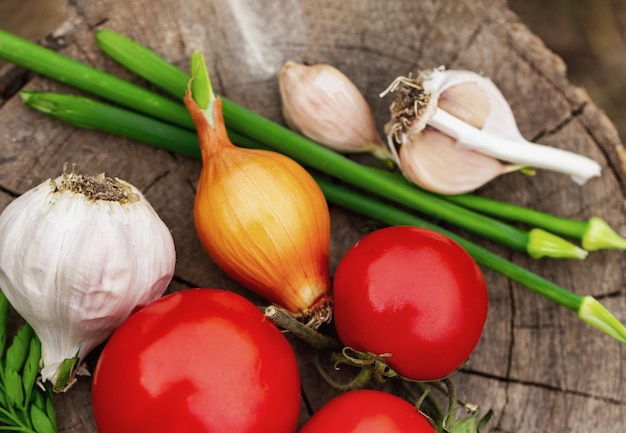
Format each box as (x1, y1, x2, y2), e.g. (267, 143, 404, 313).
(385, 73, 522, 194)
(424, 69, 532, 143)
(279, 61, 393, 163)
(400, 127, 521, 194)
(0, 171, 176, 391)
(383, 68, 602, 185)
(437, 81, 490, 129)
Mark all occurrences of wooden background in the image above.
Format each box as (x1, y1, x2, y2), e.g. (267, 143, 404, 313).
(1, 0, 625, 431)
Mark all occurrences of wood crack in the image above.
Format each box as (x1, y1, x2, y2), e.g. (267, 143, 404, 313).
(139, 169, 170, 195)
(461, 368, 625, 406)
(449, 14, 488, 66)
(170, 275, 199, 290)
(492, 275, 517, 432)
(0, 183, 19, 199)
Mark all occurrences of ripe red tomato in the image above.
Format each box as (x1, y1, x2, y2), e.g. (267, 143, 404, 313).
(332, 226, 488, 381)
(299, 389, 436, 433)
(91, 288, 301, 433)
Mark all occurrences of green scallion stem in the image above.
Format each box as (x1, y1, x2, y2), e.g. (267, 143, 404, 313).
(91, 29, 587, 260)
(19, 90, 201, 159)
(0, 28, 194, 130)
(94, 29, 626, 253)
(95, 29, 189, 98)
(19, 89, 626, 344)
(343, 163, 626, 253)
(95, 29, 626, 254)
(440, 193, 626, 251)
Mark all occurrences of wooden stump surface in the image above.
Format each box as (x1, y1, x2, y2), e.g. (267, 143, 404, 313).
(1, 0, 625, 432)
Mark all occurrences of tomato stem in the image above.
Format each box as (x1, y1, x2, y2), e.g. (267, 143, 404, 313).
(405, 381, 446, 426)
(263, 305, 341, 351)
(441, 379, 458, 433)
(311, 354, 375, 392)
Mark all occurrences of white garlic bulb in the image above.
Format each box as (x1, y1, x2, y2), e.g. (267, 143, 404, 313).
(0, 171, 176, 391)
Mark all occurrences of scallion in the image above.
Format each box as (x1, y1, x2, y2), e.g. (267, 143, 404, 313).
(0, 28, 193, 130)
(18, 89, 626, 344)
(93, 29, 626, 253)
(19, 90, 201, 159)
(438, 192, 626, 251)
(94, 29, 588, 260)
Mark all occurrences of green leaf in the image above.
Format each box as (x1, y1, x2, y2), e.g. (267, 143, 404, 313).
(451, 413, 477, 433)
(4, 367, 24, 408)
(31, 390, 45, 411)
(22, 337, 42, 404)
(0, 292, 11, 359)
(0, 388, 7, 407)
(449, 408, 494, 433)
(477, 409, 494, 431)
(0, 292, 10, 318)
(6, 324, 34, 373)
(30, 404, 56, 433)
(44, 392, 58, 433)
(0, 293, 58, 432)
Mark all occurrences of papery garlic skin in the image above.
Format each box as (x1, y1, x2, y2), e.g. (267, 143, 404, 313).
(384, 68, 602, 188)
(0, 172, 176, 391)
(279, 61, 392, 163)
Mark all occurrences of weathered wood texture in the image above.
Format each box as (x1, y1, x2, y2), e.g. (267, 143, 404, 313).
(1, 0, 625, 432)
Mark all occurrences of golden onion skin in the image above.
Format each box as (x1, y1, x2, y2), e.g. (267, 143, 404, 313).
(185, 93, 331, 317)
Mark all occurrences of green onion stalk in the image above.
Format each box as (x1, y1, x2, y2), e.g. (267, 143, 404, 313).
(18, 89, 626, 345)
(361, 165, 626, 251)
(0, 28, 590, 260)
(439, 192, 626, 251)
(93, 30, 626, 253)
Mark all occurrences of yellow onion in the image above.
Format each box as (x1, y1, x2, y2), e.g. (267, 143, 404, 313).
(184, 54, 331, 324)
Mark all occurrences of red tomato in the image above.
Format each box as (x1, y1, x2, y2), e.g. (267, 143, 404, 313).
(332, 226, 488, 381)
(299, 389, 436, 433)
(91, 288, 301, 433)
